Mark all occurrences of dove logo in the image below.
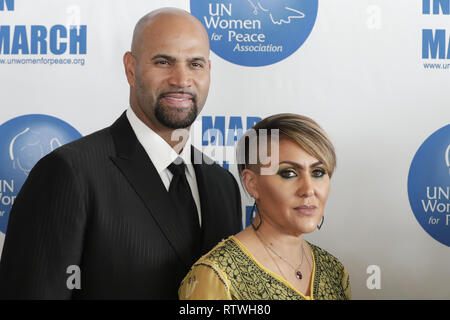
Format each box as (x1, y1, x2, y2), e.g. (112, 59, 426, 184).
(0, 114, 81, 236)
(9, 127, 63, 176)
(190, 0, 318, 66)
(408, 124, 450, 246)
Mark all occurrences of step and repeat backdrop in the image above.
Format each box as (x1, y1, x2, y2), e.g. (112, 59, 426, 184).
(0, 0, 449, 299)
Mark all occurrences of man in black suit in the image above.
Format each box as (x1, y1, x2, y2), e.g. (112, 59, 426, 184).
(0, 8, 242, 299)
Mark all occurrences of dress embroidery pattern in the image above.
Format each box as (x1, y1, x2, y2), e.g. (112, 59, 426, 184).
(197, 237, 350, 300)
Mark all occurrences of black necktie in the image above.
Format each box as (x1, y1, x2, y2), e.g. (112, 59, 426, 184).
(167, 159, 201, 258)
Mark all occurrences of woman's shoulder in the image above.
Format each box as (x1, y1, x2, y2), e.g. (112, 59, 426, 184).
(179, 238, 236, 300)
(307, 242, 347, 273)
(195, 236, 241, 266)
(307, 242, 351, 300)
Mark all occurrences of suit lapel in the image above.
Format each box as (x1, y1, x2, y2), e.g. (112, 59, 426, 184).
(108, 112, 193, 267)
(192, 147, 222, 254)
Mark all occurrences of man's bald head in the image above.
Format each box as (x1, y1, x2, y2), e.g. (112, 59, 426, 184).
(123, 7, 211, 139)
(131, 8, 209, 59)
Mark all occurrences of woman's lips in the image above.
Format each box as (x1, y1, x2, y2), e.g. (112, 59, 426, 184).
(161, 93, 193, 108)
(294, 205, 317, 216)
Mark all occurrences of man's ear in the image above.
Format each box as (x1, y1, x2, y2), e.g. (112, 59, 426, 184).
(123, 51, 136, 87)
(242, 169, 259, 200)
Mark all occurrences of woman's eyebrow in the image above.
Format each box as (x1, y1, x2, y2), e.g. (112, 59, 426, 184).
(278, 160, 323, 169)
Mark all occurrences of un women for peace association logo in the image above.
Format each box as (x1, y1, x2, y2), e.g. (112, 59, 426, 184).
(190, 0, 318, 67)
(0, 115, 82, 236)
(408, 125, 450, 247)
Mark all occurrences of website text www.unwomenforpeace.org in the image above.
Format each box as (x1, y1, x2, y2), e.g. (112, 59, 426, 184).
(0, 56, 85, 66)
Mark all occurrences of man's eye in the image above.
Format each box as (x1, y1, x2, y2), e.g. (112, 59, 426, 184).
(156, 60, 169, 65)
(191, 62, 203, 68)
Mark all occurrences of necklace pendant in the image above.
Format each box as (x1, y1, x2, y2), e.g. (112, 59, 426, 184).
(296, 270, 303, 280)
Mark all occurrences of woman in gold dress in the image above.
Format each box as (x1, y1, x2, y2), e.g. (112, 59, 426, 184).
(179, 113, 351, 300)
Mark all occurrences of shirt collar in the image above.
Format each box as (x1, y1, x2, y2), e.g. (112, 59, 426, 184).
(126, 107, 194, 177)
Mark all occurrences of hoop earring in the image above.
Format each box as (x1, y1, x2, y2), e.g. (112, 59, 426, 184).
(317, 216, 324, 230)
(250, 202, 262, 231)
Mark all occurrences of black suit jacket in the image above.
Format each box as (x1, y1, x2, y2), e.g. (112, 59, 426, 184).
(0, 112, 242, 299)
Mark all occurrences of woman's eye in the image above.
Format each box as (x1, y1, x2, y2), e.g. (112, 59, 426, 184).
(279, 169, 297, 179)
(312, 168, 327, 178)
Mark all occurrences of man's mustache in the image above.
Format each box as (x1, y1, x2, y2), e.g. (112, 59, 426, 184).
(158, 91, 197, 102)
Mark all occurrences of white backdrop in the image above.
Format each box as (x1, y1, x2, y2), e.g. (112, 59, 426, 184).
(0, 0, 449, 299)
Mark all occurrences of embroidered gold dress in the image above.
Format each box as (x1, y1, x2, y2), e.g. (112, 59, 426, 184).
(178, 236, 351, 300)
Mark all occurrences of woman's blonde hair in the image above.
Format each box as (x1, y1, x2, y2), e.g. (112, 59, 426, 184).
(236, 113, 336, 178)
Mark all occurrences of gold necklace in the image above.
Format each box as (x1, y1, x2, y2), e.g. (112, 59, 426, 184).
(254, 230, 307, 281)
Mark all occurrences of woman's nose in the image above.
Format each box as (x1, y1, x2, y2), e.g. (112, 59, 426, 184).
(297, 176, 314, 198)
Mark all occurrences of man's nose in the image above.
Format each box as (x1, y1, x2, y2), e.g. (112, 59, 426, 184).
(168, 65, 192, 88)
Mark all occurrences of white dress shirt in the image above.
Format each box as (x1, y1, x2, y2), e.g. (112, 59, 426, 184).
(126, 108, 202, 226)
(0, 231, 4, 260)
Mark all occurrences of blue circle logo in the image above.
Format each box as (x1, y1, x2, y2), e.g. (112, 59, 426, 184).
(0, 115, 82, 235)
(408, 125, 450, 247)
(190, 0, 318, 67)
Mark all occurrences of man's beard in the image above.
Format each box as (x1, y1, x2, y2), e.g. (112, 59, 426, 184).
(135, 77, 200, 129)
(154, 95, 199, 129)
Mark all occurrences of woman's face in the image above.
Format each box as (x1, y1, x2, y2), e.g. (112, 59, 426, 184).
(249, 138, 331, 236)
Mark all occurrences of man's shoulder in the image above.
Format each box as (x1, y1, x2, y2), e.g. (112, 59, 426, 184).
(36, 126, 114, 170)
(57, 126, 113, 154)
